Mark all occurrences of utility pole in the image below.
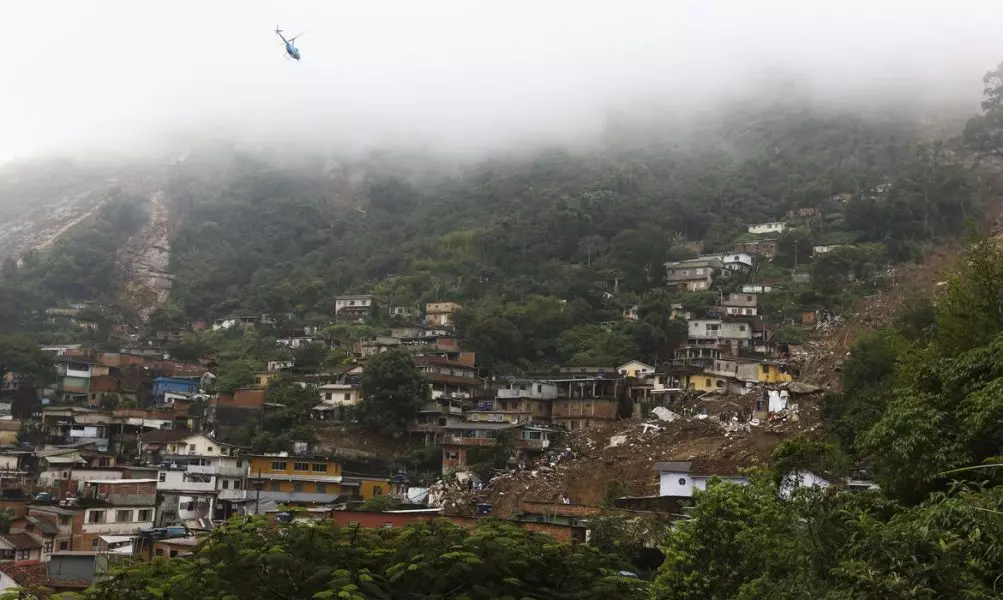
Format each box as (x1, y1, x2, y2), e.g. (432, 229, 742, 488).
(254, 471, 263, 515)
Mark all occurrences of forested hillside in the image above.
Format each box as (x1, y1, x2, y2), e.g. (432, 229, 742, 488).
(127, 96, 982, 372)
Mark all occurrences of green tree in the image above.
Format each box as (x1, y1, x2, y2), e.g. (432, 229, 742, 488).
(215, 358, 259, 393)
(0, 334, 55, 384)
(964, 60, 1003, 157)
(86, 517, 645, 600)
(357, 350, 426, 435)
(935, 237, 1003, 355)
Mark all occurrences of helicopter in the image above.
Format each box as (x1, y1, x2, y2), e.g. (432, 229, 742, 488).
(274, 26, 304, 61)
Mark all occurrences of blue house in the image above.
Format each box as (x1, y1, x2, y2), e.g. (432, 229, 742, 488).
(152, 377, 199, 402)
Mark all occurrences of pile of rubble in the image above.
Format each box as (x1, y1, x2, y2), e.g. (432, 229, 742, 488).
(454, 397, 822, 517)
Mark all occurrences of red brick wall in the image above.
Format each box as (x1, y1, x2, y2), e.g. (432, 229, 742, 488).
(229, 388, 266, 409)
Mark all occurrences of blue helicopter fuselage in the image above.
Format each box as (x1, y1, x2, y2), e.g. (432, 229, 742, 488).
(286, 42, 300, 60)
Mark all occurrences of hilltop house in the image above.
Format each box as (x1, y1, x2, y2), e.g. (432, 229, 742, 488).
(664, 258, 723, 292)
(334, 295, 374, 323)
(735, 239, 777, 259)
(747, 222, 786, 235)
(425, 302, 463, 328)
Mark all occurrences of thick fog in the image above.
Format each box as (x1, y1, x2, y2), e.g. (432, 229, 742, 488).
(2, 0, 1002, 162)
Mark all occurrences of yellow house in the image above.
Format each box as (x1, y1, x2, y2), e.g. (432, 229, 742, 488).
(679, 373, 730, 393)
(757, 362, 793, 384)
(248, 455, 343, 504)
(251, 371, 280, 389)
(617, 360, 655, 378)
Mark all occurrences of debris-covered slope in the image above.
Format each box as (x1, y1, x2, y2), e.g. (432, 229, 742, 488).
(446, 402, 821, 517)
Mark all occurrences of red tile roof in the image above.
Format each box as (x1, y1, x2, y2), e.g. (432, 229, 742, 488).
(0, 561, 50, 593)
(0, 533, 42, 549)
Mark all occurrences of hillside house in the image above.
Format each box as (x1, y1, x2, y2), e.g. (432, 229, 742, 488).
(334, 295, 374, 323)
(622, 305, 639, 321)
(389, 306, 418, 320)
(747, 222, 786, 235)
(440, 423, 553, 473)
(812, 245, 846, 257)
(735, 239, 778, 259)
(653, 460, 748, 497)
(787, 207, 821, 219)
(246, 454, 345, 504)
(425, 302, 463, 328)
(687, 319, 752, 353)
(663, 258, 722, 292)
(156, 434, 248, 523)
(549, 377, 619, 430)
(618, 361, 655, 378)
(721, 293, 758, 317)
(742, 284, 773, 294)
(701, 252, 754, 272)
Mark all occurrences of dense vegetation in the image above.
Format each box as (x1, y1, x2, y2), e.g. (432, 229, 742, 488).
(83, 517, 644, 600)
(137, 95, 981, 374)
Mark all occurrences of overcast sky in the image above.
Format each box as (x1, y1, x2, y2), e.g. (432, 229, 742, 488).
(2, 0, 1002, 162)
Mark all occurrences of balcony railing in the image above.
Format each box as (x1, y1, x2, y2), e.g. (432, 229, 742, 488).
(187, 464, 247, 477)
(516, 439, 550, 450)
(217, 489, 248, 501)
(444, 436, 496, 447)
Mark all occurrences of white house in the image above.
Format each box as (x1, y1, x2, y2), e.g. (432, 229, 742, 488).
(618, 361, 655, 378)
(687, 319, 752, 348)
(653, 461, 748, 497)
(742, 285, 773, 294)
(157, 434, 248, 521)
(747, 222, 786, 235)
(812, 245, 847, 257)
(317, 383, 361, 407)
(779, 470, 832, 499)
(701, 253, 754, 272)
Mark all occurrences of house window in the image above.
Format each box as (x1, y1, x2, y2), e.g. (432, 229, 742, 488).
(739, 325, 746, 331)
(372, 486, 383, 496)
(746, 295, 752, 301)
(293, 482, 304, 493)
(91, 539, 100, 550)
(59, 542, 68, 551)
(270, 481, 281, 491)
(155, 549, 164, 557)
(43, 542, 52, 554)
(207, 446, 213, 453)
(158, 472, 166, 483)
(312, 463, 328, 472)
(88, 510, 106, 524)
(705, 379, 711, 387)
(678, 478, 687, 485)
(293, 462, 309, 471)
(138, 510, 152, 521)
(255, 377, 262, 385)
(325, 393, 332, 400)
(584, 403, 592, 408)
(536, 385, 542, 393)
(236, 459, 243, 468)
(116, 510, 132, 522)
(233, 480, 242, 490)
(271, 461, 287, 471)
(316, 483, 327, 494)
(189, 444, 196, 452)
(344, 393, 351, 401)
(170, 550, 179, 558)
(471, 414, 480, 422)
(16, 550, 29, 560)
(59, 516, 70, 526)
(221, 479, 229, 489)
(98, 457, 110, 467)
